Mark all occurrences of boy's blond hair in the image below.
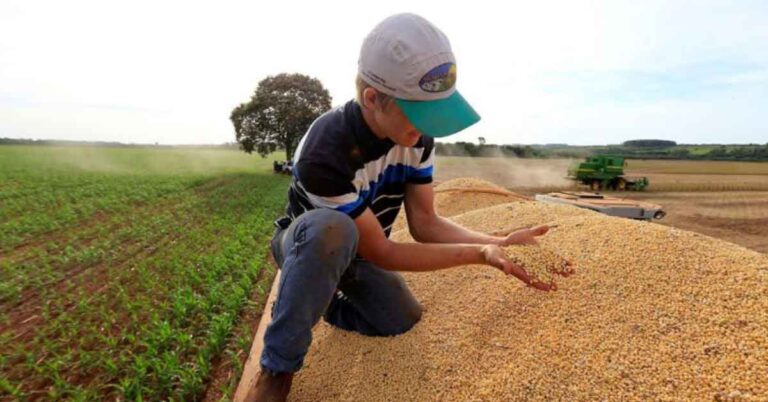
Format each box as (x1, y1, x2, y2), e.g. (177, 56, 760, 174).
(355, 75, 394, 110)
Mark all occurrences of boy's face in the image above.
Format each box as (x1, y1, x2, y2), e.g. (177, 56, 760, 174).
(364, 88, 422, 147)
(376, 102, 422, 147)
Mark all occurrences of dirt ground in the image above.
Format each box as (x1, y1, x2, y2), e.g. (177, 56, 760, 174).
(629, 191, 768, 253)
(434, 157, 768, 254)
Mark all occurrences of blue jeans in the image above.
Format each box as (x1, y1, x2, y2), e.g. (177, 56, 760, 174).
(261, 209, 423, 373)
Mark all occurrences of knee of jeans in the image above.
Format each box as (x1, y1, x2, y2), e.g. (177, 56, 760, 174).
(305, 209, 358, 262)
(387, 301, 423, 335)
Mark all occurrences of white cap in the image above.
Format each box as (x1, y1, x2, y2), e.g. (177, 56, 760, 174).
(358, 13, 456, 101)
(357, 13, 480, 138)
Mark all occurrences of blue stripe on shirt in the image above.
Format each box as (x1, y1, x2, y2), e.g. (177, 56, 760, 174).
(331, 163, 432, 213)
(409, 165, 433, 178)
(335, 196, 365, 214)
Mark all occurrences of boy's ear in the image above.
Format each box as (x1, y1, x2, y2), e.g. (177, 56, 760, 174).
(361, 87, 377, 110)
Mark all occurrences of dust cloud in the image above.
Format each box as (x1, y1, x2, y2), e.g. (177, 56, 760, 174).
(38, 146, 260, 176)
(434, 148, 575, 190)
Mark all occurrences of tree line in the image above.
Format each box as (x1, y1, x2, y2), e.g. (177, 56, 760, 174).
(435, 141, 768, 161)
(435, 142, 544, 158)
(592, 143, 768, 161)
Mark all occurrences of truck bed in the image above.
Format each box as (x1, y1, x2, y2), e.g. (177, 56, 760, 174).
(534, 192, 665, 220)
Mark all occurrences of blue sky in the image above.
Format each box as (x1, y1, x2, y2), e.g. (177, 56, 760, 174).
(1, 0, 766, 145)
(542, 62, 767, 104)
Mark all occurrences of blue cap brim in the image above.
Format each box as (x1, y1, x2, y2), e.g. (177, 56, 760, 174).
(395, 91, 481, 138)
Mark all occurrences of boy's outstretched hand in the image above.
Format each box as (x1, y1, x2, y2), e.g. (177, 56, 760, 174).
(502, 225, 550, 246)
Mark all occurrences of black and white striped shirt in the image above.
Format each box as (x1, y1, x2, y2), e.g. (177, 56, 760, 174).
(285, 100, 434, 237)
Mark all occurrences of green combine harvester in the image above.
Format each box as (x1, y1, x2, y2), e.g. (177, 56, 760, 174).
(568, 155, 649, 191)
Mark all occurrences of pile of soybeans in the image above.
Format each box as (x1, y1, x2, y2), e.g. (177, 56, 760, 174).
(291, 178, 768, 401)
(390, 178, 530, 233)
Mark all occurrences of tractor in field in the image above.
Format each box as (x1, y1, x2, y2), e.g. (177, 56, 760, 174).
(568, 155, 649, 191)
(273, 160, 293, 175)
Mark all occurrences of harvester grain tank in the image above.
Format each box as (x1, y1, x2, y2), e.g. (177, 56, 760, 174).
(568, 155, 649, 191)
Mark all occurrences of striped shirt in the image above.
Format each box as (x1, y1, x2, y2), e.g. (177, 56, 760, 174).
(285, 100, 435, 237)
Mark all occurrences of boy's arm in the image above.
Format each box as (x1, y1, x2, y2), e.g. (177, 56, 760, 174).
(354, 208, 552, 291)
(403, 183, 549, 245)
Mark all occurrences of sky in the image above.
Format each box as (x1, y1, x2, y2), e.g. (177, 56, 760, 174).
(1, 0, 766, 146)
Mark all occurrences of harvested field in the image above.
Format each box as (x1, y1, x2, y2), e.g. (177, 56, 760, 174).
(631, 191, 768, 254)
(291, 179, 768, 401)
(627, 160, 768, 175)
(637, 173, 768, 192)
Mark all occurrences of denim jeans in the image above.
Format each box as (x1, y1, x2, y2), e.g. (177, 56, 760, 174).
(260, 209, 423, 373)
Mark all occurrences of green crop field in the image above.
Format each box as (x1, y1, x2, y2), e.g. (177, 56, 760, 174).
(0, 146, 289, 400)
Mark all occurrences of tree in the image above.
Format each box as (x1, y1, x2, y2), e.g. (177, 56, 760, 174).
(478, 136, 486, 145)
(623, 139, 677, 148)
(231, 73, 331, 160)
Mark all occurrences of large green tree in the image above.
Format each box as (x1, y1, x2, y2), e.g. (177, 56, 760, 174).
(231, 73, 331, 160)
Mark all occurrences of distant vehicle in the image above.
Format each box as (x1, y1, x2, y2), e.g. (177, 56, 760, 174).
(568, 155, 649, 191)
(535, 191, 665, 220)
(273, 161, 293, 175)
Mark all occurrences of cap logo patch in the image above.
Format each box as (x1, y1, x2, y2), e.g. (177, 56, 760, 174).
(419, 62, 456, 93)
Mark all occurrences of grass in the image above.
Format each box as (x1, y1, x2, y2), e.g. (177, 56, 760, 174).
(0, 145, 289, 400)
